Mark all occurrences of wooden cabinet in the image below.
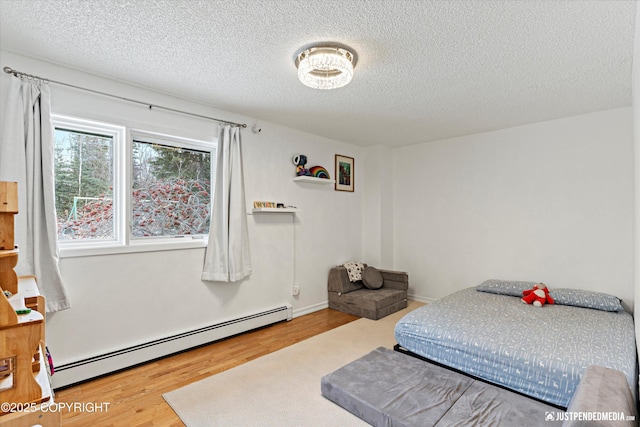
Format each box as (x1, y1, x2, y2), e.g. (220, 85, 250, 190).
(0, 182, 18, 295)
(0, 182, 60, 426)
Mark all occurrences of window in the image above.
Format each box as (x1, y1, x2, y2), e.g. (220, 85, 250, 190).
(131, 133, 212, 238)
(52, 115, 215, 255)
(54, 117, 120, 243)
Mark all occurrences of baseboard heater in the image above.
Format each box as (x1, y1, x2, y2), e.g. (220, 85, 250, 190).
(52, 304, 292, 389)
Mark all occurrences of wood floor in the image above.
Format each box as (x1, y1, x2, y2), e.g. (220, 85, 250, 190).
(54, 308, 359, 427)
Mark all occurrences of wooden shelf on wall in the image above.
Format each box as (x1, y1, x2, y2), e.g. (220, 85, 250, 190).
(292, 176, 335, 185)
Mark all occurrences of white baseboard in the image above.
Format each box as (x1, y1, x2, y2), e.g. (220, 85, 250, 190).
(293, 295, 433, 320)
(408, 294, 436, 304)
(52, 304, 292, 389)
(292, 301, 328, 318)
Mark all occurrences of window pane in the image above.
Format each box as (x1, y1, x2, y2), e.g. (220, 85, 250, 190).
(132, 140, 211, 237)
(54, 128, 114, 240)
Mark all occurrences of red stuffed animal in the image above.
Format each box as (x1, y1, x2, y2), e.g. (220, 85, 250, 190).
(521, 283, 554, 307)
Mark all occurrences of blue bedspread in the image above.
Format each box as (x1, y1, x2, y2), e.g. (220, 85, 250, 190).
(394, 287, 636, 408)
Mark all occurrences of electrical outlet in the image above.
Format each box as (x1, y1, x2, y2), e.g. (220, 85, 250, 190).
(292, 285, 300, 296)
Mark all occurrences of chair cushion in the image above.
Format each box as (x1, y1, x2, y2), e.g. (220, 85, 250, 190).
(362, 266, 383, 289)
(337, 288, 406, 311)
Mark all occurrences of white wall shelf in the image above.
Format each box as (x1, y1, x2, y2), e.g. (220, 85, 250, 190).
(293, 176, 335, 185)
(251, 208, 299, 214)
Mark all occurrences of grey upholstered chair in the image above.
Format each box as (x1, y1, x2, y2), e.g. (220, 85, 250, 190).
(327, 266, 408, 320)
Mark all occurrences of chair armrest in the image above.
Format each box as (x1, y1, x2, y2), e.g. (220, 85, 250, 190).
(562, 365, 637, 427)
(328, 267, 363, 294)
(379, 269, 408, 291)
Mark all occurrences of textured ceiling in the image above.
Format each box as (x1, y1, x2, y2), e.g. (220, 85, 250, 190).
(0, 0, 636, 147)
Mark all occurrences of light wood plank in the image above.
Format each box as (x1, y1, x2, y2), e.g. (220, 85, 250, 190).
(0, 182, 18, 213)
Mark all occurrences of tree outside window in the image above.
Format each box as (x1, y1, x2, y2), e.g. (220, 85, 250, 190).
(131, 141, 211, 237)
(54, 128, 114, 240)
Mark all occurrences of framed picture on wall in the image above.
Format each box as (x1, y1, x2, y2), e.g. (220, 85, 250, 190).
(335, 154, 354, 192)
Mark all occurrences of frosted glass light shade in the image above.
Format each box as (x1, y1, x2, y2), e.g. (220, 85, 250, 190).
(296, 47, 354, 90)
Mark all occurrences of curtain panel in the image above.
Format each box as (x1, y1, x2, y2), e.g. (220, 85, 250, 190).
(202, 124, 252, 282)
(0, 77, 70, 312)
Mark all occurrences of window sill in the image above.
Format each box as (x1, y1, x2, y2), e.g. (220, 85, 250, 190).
(59, 238, 208, 258)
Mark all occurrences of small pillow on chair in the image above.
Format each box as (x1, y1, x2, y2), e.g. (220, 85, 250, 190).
(343, 261, 365, 282)
(362, 266, 384, 289)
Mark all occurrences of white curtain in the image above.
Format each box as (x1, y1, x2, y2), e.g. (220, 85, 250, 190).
(202, 124, 252, 282)
(0, 77, 70, 312)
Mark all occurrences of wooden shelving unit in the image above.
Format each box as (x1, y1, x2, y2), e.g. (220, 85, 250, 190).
(0, 181, 60, 426)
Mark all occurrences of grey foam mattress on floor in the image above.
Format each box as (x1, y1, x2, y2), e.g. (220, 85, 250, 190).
(321, 347, 562, 427)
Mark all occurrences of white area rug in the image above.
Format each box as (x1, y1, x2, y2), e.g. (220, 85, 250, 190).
(163, 301, 423, 427)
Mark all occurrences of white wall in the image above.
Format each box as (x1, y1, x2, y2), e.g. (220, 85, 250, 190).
(0, 51, 363, 367)
(632, 1, 640, 369)
(362, 145, 394, 269)
(392, 108, 635, 310)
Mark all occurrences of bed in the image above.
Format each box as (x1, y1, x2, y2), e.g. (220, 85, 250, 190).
(394, 280, 637, 409)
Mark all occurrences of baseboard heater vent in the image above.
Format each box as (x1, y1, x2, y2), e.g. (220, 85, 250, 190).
(52, 304, 292, 389)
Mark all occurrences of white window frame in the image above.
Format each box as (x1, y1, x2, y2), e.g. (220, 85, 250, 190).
(52, 115, 214, 258)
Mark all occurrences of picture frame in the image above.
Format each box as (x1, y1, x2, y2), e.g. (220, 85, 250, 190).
(335, 154, 354, 192)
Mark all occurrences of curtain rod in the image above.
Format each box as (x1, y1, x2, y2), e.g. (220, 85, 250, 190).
(3, 66, 247, 128)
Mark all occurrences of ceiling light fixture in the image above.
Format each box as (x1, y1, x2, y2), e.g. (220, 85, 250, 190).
(295, 45, 356, 90)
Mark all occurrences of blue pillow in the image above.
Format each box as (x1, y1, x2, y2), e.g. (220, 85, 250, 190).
(551, 288, 624, 312)
(476, 279, 537, 297)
